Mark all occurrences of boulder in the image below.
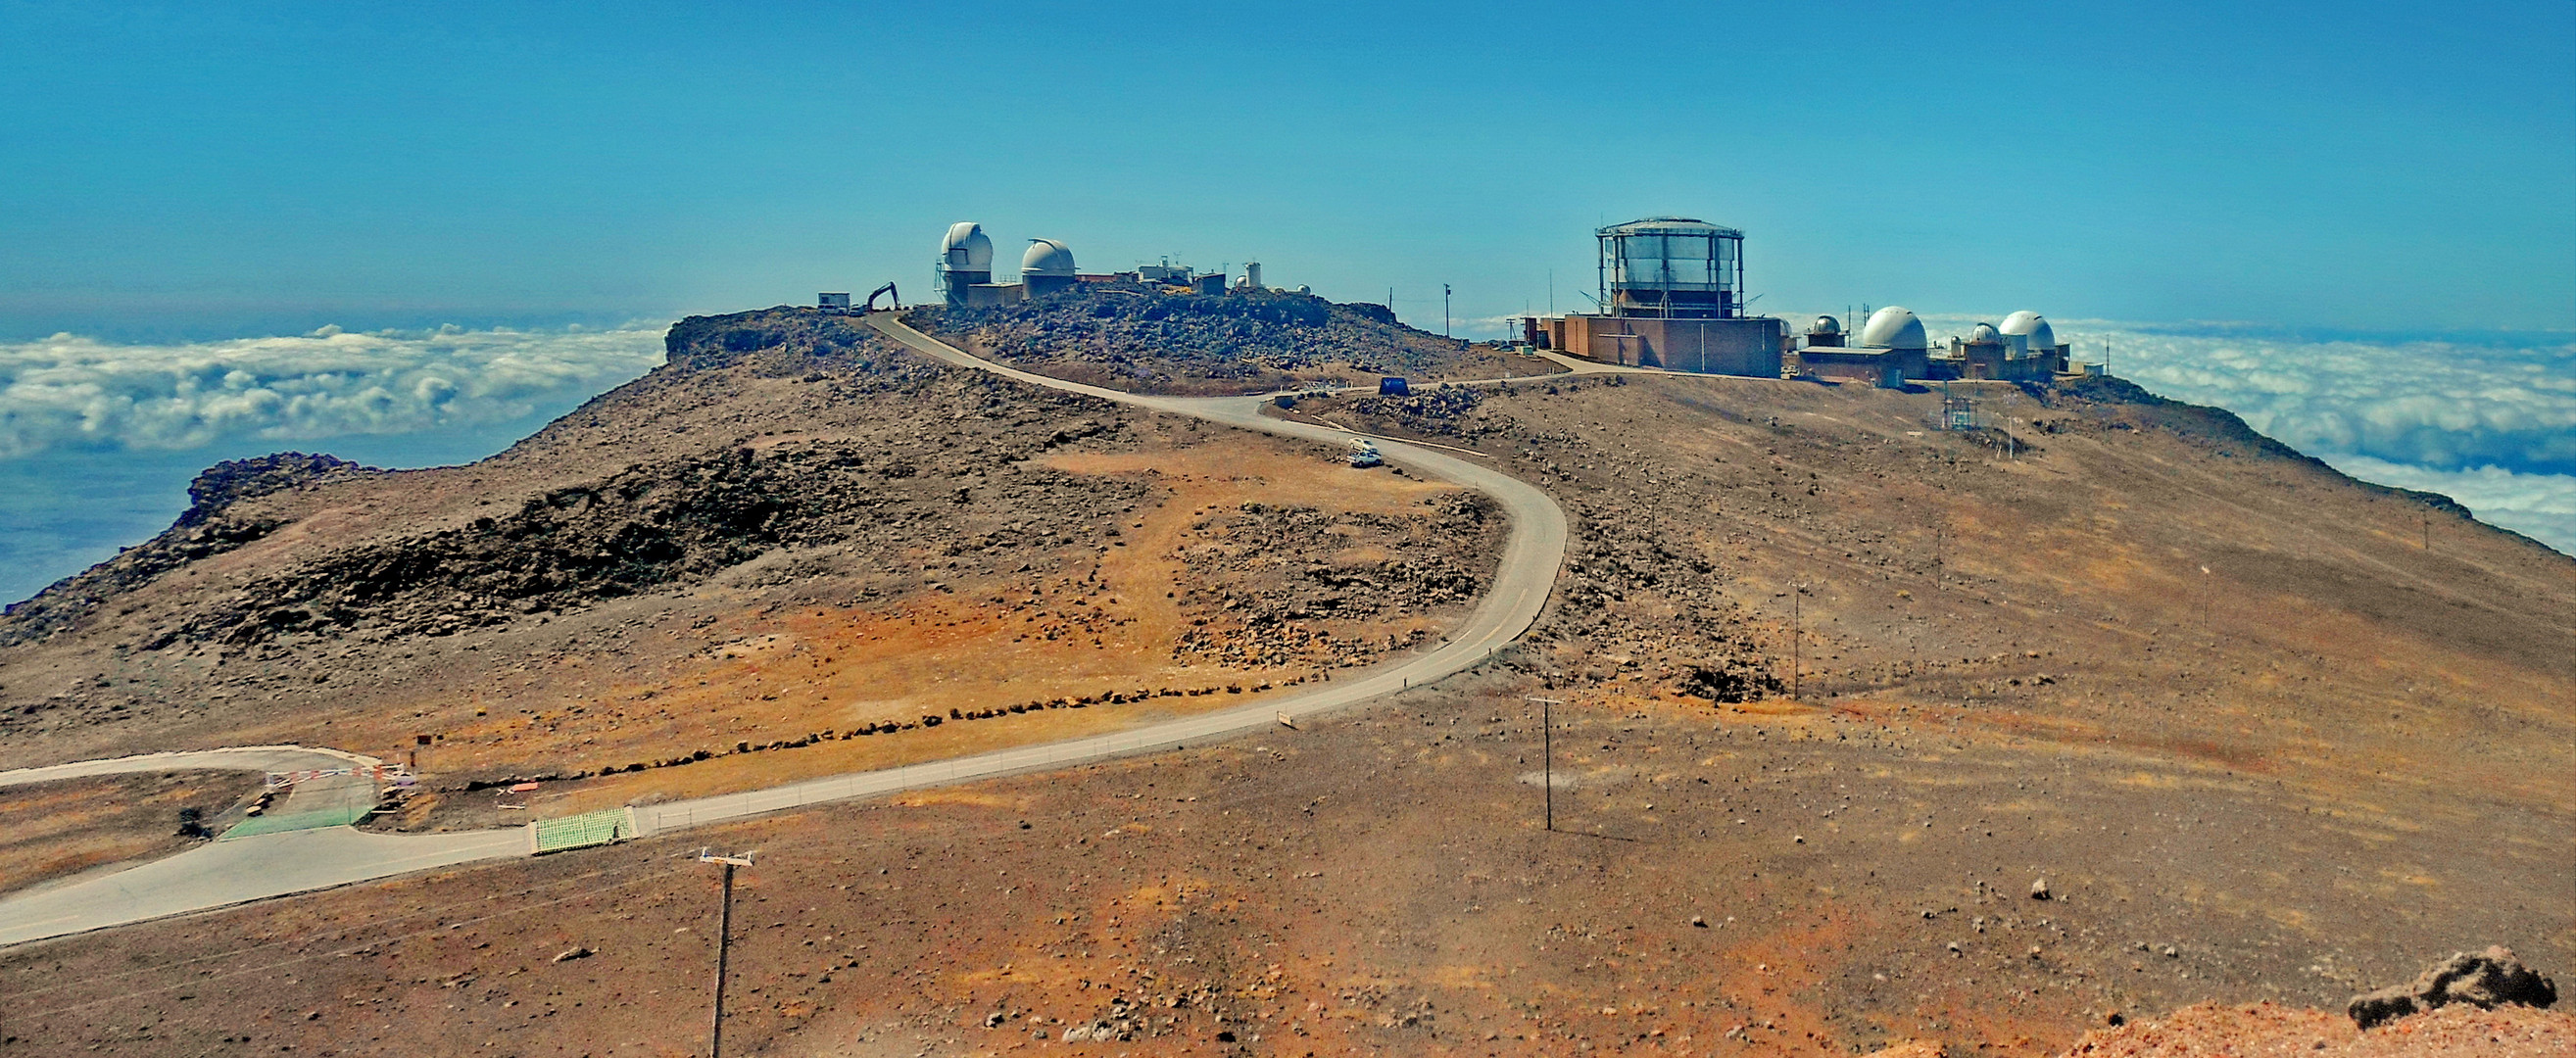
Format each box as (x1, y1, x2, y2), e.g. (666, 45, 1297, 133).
(2350, 945, 2557, 1030)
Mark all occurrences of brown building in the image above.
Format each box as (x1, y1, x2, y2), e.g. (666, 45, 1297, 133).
(1549, 314, 1784, 375)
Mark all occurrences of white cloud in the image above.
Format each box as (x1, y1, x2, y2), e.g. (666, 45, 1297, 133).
(2027, 324, 2575, 477)
(0, 323, 665, 457)
(2321, 457, 2576, 556)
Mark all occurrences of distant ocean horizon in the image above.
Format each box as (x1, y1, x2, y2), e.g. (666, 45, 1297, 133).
(1, 314, 2568, 605)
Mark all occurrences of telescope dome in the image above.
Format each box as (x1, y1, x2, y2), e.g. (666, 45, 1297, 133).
(939, 222, 993, 270)
(1857, 307, 1927, 350)
(1022, 238, 1077, 277)
(2000, 311, 2056, 354)
(1809, 314, 1841, 335)
(1968, 322, 2003, 344)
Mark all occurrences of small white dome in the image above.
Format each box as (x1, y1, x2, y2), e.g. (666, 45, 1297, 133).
(1022, 238, 1076, 277)
(1968, 322, 2003, 344)
(940, 222, 993, 270)
(1857, 306, 1926, 350)
(1810, 314, 1841, 335)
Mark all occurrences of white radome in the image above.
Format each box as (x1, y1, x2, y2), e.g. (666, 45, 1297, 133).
(1857, 307, 1927, 350)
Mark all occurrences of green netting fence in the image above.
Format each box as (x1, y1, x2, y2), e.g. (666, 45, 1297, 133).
(219, 777, 378, 840)
(530, 808, 638, 854)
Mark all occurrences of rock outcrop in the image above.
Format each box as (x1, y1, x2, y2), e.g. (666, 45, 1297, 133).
(910, 285, 1484, 394)
(2349, 946, 2557, 1030)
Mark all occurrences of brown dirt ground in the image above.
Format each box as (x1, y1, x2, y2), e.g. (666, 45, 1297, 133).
(0, 770, 261, 897)
(0, 363, 2567, 1057)
(2059, 999, 2571, 1055)
(0, 344, 1502, 840)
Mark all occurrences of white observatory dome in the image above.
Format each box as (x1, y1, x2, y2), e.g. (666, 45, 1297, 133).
(940, 222, 994, 270)
(1810, 314, 1841, 335)
(1968, 322, 2003, 345)
(1857, 307, 1926, 350)
(1999, 311, 2055, 354)
(1022, 238, 1076, 277)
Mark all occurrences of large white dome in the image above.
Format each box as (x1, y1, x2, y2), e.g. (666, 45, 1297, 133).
(1022, 238, 1077, 277)
(940, 222, 993, 270)
(1857, 306, 1926, 350)
(1999, 311, 2056, 354)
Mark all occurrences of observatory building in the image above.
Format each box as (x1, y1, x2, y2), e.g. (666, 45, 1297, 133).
(1799, 307, 1932, 388)
(1529, 217, 1785, 377)
(1997, 311, 2069, 373)
(1021, 238, 1078, 297)
(1792, 306, 2077, 386)
(1926, 311, 2069, 381)
(933, 221, 1101, 307)
(935, 222, 995, 308)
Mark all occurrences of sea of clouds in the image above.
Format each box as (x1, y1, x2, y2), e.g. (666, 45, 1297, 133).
(0, 323, 666, 458)
(0, 323, 666, 602)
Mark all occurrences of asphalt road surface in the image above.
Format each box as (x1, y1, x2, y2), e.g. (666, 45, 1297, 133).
(0, 314, 1567, 947)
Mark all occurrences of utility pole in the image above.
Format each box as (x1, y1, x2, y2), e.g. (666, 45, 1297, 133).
(702, 850, 753, 1058)
(2199, 565, 2212, 636)
(1443, 284, 1453, 338)
(1529, 697, 1563, 832)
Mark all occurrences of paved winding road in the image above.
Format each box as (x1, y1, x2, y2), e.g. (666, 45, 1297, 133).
(0, 314, 1568, 947)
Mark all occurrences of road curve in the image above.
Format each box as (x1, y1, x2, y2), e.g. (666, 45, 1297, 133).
(630, 315, 1567, 834)
(0, 315, 1567, 947)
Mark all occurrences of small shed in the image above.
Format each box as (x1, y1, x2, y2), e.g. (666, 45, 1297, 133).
(1378, 376, 1410, 396)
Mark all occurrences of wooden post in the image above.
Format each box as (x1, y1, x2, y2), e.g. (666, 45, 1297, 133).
(702, 851, 753, 1058)
(713, 859, 734, 1058)
(1529, 697, 1563, 832)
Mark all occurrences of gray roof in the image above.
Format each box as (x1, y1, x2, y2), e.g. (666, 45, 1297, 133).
(1597, 216, 1744, 239)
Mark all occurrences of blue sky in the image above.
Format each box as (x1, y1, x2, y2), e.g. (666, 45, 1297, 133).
(2, 1, 2572, 601)
(4, 1, 2568, 338)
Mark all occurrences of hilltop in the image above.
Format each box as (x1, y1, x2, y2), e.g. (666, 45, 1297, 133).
(1, 300, 2568, 1057)
(907, 284, 1536, 395)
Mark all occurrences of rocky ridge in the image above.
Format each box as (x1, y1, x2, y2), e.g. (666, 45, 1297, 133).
(909, 285, 1510, 394)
